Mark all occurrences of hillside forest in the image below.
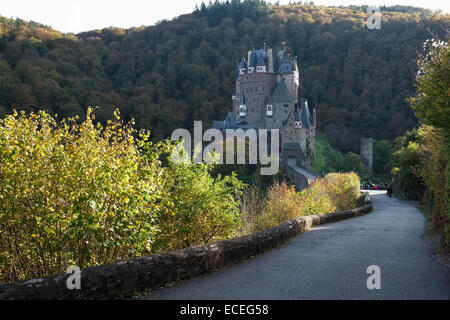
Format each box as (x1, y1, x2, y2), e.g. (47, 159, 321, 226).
(0, 2, 449, 176)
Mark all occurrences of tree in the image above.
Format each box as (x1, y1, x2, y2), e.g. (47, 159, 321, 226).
(339, 152, 366, 178)
(409, 40, 450, 138)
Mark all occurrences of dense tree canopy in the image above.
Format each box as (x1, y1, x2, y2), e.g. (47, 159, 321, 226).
(0, 2, 448, 153)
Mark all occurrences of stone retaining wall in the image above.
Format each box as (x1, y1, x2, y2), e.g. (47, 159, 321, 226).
(0, 202, 372, 300)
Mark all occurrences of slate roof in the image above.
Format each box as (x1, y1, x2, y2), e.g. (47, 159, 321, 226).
(283, 142, 302, 150)
(270, 79, 293, 103)
(239, 57, 247, 68)
(275, 50, 295, 74)
(300, 99, 312, 127)
(211, 112, 257, 133)
(249, 49, 267, 68)
(211, 112, 237, 131)
(239, 93, 246, 105)
(257, 52, 265, 66)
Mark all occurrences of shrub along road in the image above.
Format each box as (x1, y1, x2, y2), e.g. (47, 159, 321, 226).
(144, 190, 450, 299)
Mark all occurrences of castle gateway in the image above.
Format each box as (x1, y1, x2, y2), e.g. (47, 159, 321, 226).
(211, 46, 318, 188)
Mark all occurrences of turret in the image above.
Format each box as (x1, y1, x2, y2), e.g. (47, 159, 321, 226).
(238, 57, 247, 76)
(256, 53, 266, 73)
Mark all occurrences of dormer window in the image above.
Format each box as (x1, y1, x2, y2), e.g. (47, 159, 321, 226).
(247, 66, 255, 73)
(295, 121, 302, 129)
(266, 104, 273, 117)
(239, 104, 247, 117)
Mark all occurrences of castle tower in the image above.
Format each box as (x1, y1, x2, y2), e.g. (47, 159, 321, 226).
(211, 45, 316, 171)
(360, 138, 373, 177)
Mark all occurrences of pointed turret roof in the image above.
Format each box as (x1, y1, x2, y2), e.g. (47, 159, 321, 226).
(275, 50, 295, 74)
(239, 93, 246, 105)
(257, 52, 265, 66)
(239, 56, 247, 68)
(270, 79, 293, 103)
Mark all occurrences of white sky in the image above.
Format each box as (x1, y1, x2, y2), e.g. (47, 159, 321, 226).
(1, 0, 448, 34)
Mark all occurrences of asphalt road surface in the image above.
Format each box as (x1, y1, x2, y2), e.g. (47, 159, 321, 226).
(144, 190, 450, 300)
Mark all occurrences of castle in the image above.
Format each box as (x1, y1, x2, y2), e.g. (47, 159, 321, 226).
(212, 46, 317, 171)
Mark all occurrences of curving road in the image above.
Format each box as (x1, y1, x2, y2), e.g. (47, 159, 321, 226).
(144, 191, 450, 300)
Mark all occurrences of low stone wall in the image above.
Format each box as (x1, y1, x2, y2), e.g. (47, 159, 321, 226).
(0, 203, 372, 300)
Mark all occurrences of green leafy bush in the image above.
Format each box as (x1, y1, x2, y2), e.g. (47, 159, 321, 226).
(153, 160, 244, 251)
(0, 109, 243, 284)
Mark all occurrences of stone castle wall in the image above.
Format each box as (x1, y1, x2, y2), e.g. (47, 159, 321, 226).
(360, 138, 373, 177)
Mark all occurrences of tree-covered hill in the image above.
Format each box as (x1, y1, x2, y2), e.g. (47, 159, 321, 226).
(0, 1, 448, 152)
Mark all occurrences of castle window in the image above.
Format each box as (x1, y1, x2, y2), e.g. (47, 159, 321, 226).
(266, 104, 273, 117)
(239, 104, 247, 117)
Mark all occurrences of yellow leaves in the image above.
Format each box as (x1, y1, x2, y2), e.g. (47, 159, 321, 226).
(113, 109, 121, 120)
(0, 107, 244, 282)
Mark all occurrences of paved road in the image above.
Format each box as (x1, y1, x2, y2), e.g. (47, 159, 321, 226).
(144, 191, 450, 299)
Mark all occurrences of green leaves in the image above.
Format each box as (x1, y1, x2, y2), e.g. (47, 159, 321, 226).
(410, 40, 450, 138)
(0, 109, 246, 284)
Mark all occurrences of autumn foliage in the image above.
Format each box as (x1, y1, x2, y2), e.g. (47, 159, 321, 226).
(241, 172, 361, 232)
(0, 109, 243, 284)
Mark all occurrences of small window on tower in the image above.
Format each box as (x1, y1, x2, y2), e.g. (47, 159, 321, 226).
(266, 104, 273, 117)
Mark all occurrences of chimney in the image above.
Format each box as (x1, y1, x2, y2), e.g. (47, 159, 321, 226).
(268, 48, 274, 73)
(247, 50, 252, 67)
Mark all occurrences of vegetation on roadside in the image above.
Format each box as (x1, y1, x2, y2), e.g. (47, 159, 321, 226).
(391, 38, 449, 251)
(239, 172, 361, 233)
(312, 133, 391, 182)
(0, 109, 244, 284)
